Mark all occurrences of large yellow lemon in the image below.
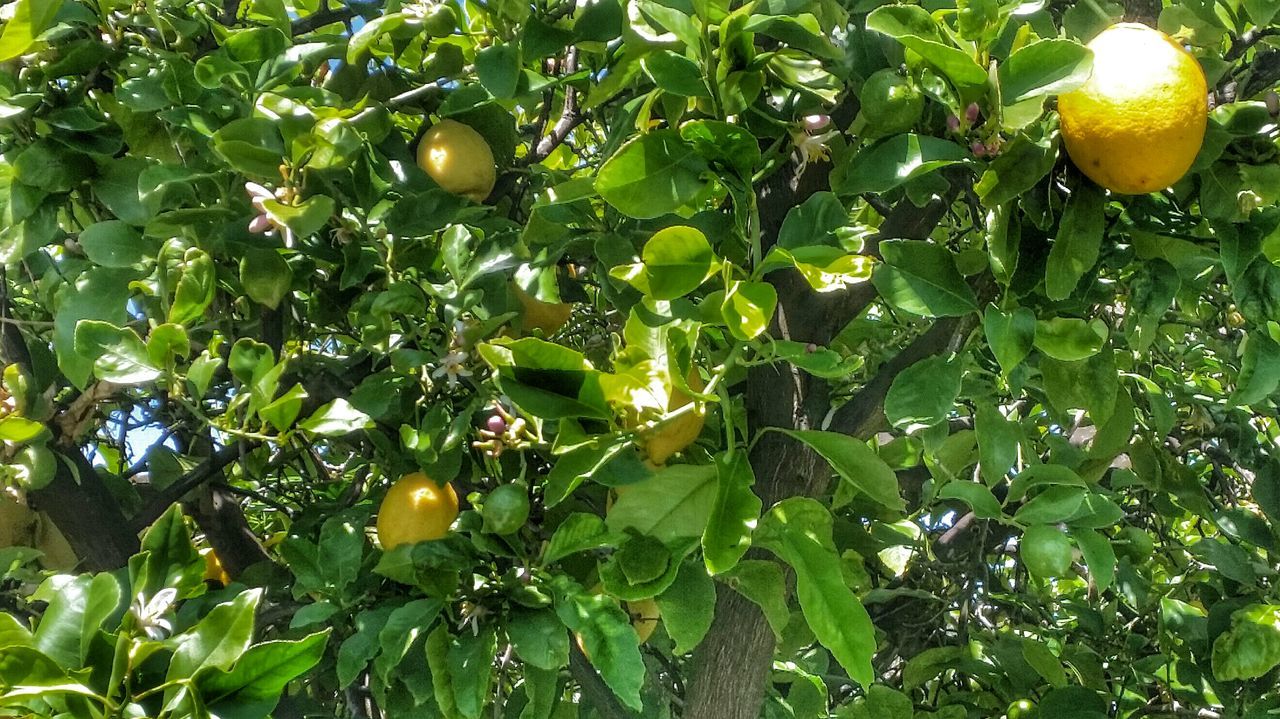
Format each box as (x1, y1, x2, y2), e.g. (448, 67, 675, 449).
(375, 472, 460, 550)
(416, 119, 497, 202)
(514, 284, 573, 336)
(1058, 23, 1207, 194)
(636, 370, 706, 466)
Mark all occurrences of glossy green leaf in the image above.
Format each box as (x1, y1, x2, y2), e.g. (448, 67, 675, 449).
(873, 240, 977, 317)
(883, 354, 962, 431)
(240, 248, 293, 309)
(779, 430, 904, 510)
(78, 220, 154, 268)
(596, 130, 709, 219)
(606, 464, 717, 542)
(998, 40, 1093, 104)
(74, 320, 161, 385)
(702, 452, 761, 574)
(865, 6, 986, 86)
(1213, 604, 1280, 681)
(721, 280, 777, 340)
(834, 134, 968, 196)
(1045, 182, 1105, 301)
(552, 577, 645, 711)
(656, 558, 716, 654)
(1034, 317, 1108, 361)
(756, 497, 875, 686)
(983, 305, 1036, 375)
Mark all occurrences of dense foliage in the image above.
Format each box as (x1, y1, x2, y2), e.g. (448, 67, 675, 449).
(3, 0, 1280, 718)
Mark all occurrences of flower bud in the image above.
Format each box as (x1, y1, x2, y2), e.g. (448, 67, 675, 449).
(248, 214, 272, 234)
(486, 413, 508, 435)
(965, 102, 981, 124)
(803, 114, 831, 134)
(946, 114, 961, 132)
(970, 139, 987, 158)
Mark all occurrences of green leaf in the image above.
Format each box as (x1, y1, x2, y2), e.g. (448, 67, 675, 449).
(1021, 640, 1067, 688)
(168, 248, 216, 326)
(476, 44, 522, 99)
(78, 220, 155, 268)
(778, 430, 904, 511)
(74, 320, 161, 385)
(1034, 317, 1108, 361)
(1014, 485, 1087, 524)
(865, 6, 987, 86)
(0, 416, 44, 443)
(260, 384, 307, 433)
(756, 498, 875, 686)
(983, 305, 1035, 375)
(544, 513, 622, 564)
(213, 118, 286, 178)
(0, 0, 64, 61)
(131, 504, 203, 601)
(54, 267, 133, 389)
(975, 404, 1019, 485)
(721, 280, 777, 340)
(201, 631, 330, 705)
(1008, 464, 1087, 502)
(833, 134, 968, 196)
(1045, 182, 1105, 301)
(507, 608, 569, 671)
(552, 577, 646, 711)
(1212, 604, 1280, 681)
(975, 131, 1058, 206)
(167, 589, 261, 684)
(31, 573, 120, 669)
(655, 558, 716, 654)
(883, 354, 962, 431)
(448, 625, 498, 719)
(645, 51, 711, 98)
(596, 130, 709, 219)
(937, 481, 1002, 519)
(299, 399, 374, 436)
(873, 240, 977, 317)
(760, 246, 876, 293)
(240, 248, 292, 309)
(719, 560, 789, 639)
(998, 39, 1093, 105)
(262, 195, 335, 239)
(621, 225, 718, 300)
(607, 464, 717, 542)
(1070, 527, 1115, 591)
(1038, 686, 1108, 719)
(1233, 333, 1280, 406)
(337, 606, 393, 686)
(702, 452, 761, 574)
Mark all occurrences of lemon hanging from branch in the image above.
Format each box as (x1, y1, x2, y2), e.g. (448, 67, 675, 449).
(1058, 23, 1208, 194)
(376, 472, 460, 550)
(416, 119, 497, 202)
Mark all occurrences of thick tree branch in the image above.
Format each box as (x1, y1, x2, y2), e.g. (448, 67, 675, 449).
(290, 1, 384, 36)
(131, 442, 251, 532)
(525, 48, 583, 166)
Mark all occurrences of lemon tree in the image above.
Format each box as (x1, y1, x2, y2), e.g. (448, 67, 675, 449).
(7, 0, 1280, 718)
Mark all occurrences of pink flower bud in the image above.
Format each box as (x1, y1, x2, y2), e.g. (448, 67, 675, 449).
(805, 343, 818, 353)
(486, 413, 507, 434)
(1267, 91, 1280, 117)
(804, 114, 831, 134)
(946, 114, 961, 132)
(970, 140, 987, 158)
(965, 103, 981, 124)
(248, 214, 272, 234)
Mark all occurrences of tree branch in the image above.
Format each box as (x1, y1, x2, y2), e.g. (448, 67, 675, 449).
(291, 0, 384, 36)
(130, 442, 253, 532)
(525, 47, 583, 166)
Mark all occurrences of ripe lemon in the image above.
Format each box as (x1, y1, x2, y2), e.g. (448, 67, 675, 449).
(416, 119, 497, 202)
(1058, 23, 1208, 194)
(201, 548, 232, 586)
(637, 369, 706, 466)
(514, 284, 573, 336)
(627, 596, 661, 643)
(375, 472, 460, 550)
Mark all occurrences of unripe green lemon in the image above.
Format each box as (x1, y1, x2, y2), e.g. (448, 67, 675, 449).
(1007, 699, 1037, 719)
(482, 483, 531, 535)
(422, 3, 458, 36)
(859, 69, 924, 137)
(1021, 525, 1074, 579)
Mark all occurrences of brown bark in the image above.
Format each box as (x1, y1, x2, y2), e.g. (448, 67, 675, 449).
(30, 450, 139, 570)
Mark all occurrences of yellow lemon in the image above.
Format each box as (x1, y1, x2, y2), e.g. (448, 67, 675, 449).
(1058, 23, 1207, 194)
(627, 596, 660, 644)
(637, 370, 706, 466)
(375, 472, 460, 550)
(201, 548, 232, 586)
(514, 284, 573, 336)
(416, 119, 497, 202)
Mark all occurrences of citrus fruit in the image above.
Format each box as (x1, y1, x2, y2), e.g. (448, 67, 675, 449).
(636, 369, 706, 466)
(416, 119, 496, 203)
(859, 69, 924, 137)
(376, 472, 460, 550)
(1058, 23, 1208, 194)
(627, 596, 661, 643)
(514, 284, 572, 336)
(421, 3, 457, 36)
(1006, 699, 1037, 719)
(201, 548, 232, 586)
(1020, 524, 1074, 579)
(482, 483, 530, 535)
